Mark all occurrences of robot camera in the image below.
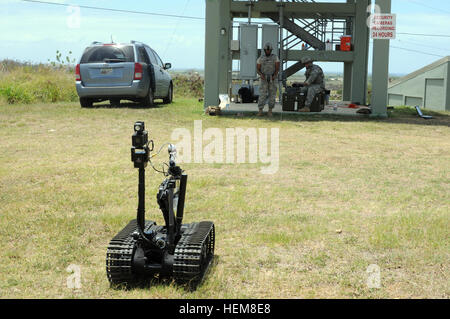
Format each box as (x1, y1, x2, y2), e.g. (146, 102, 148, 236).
(132, 121, 148, 149)
(134, 121, 145, 133)
(131, 121, 150, 168)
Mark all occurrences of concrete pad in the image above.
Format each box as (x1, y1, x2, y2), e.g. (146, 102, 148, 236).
(221, 102, 366, 117)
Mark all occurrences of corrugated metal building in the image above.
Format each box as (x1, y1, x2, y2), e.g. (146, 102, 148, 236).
(388, 56, 450, 112)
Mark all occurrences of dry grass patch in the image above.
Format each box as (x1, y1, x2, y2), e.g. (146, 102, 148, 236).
(0, 100, 449, 298)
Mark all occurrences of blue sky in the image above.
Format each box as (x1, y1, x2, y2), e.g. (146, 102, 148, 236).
(1, 0, 449, 75)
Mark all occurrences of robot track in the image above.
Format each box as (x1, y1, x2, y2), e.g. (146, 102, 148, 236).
(105, 219, 154, 286)
(174, 221, 215, 285)
(106, 220, 215, 287)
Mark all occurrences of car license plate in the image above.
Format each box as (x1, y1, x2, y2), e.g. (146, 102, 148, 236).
(101, 68, 113, 75)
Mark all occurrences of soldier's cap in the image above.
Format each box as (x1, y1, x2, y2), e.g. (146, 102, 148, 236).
(263, 42, 273, 51)
(301, 56, 313, 64)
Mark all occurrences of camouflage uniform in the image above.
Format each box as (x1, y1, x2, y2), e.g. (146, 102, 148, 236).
(257, 53, 279, 110)
(300, 64, 325, 107)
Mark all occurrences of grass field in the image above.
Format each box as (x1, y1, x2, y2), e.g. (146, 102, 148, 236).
(0, 98, 449, 298)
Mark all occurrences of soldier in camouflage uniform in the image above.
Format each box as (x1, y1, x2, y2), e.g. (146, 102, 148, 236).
(299, 56, 325, 112)
(256, 42, 280, 117)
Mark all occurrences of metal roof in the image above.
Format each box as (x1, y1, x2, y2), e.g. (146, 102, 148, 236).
(388, 56, 450, 89)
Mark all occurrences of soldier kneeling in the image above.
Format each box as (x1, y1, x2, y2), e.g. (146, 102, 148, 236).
(299, 56, 325, 112)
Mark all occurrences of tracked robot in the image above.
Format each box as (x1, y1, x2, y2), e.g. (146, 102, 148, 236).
(106, 121, 215, 288)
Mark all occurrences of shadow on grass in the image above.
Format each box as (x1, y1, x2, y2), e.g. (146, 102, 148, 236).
(88, 100, 170, 110)
(219, 106, 450, 128)
(109, 255, 220, 293)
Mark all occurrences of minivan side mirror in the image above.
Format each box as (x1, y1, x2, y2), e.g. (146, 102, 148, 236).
(164, 63, 172, 70)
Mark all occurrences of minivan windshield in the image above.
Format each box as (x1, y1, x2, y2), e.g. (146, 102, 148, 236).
(80, 45, 135, 63)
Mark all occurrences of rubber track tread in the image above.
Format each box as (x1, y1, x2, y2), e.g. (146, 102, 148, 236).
(173, 221, 215, 283)
(106, 219, 154, 285)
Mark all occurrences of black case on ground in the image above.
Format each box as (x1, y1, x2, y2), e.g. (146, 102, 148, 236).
(282, 86, 307, 112)
(282, 87, 326, 112)
(282, 93, 296, 111)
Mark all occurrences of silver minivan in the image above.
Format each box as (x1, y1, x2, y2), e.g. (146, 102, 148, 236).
(75, 41, 173, 107)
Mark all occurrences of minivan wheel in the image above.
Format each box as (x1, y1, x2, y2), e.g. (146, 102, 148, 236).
(80, 98, 93, 108)
(163, 84, 173, 104)
(141, 87, 154, 107)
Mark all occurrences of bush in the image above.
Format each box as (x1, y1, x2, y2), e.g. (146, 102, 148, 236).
(0, 84, 33, 104)
(0, 60, 205, 105)
(0, 60, 78, 105)
(172, 72, 204, 98)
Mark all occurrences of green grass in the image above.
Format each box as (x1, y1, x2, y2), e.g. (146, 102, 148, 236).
(0, 60, 203, 105)
(0, 62, 78, 104)
(0, 99, 449, 298)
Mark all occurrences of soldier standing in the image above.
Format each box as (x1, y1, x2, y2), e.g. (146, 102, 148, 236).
(299, 56, 325, 112)
(256, 42, 280, 117)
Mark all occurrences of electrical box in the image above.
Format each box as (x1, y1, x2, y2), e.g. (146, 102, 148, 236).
(230, 40, 240, 51)
(239, 24, 258, 80)
(261, 24, 279, 51)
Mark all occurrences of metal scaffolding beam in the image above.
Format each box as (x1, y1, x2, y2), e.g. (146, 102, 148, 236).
(205, 0, 374, 112)
(284, 61, 305, 79)
(371, 0, 392, 117)
(232, 50, 354, 63)
(266, 12, 325, 50)
(204, 0, 231, 107)
(350, 0, 370, 105)
(230, 1, 357, 19)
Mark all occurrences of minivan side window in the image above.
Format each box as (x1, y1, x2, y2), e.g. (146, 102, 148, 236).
(152, 50, 164, 68)
(145, 47, 158, 66)
(138, 47, 150, 64)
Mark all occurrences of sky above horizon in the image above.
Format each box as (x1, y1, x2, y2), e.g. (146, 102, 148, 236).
(1, 0, 449, 75)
